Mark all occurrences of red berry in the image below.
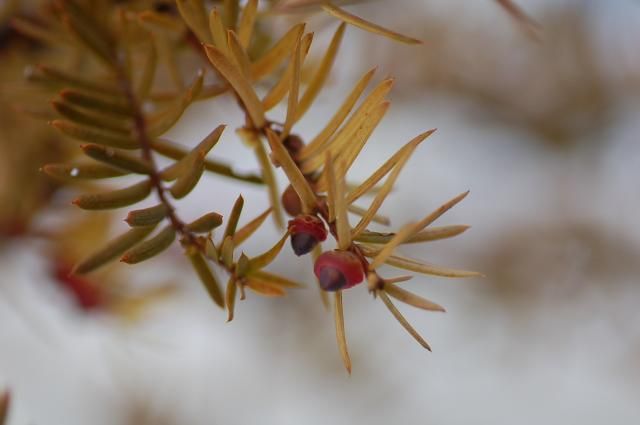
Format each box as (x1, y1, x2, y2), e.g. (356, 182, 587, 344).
(288, 214, 327, 256)
(314, 250, 364, 291)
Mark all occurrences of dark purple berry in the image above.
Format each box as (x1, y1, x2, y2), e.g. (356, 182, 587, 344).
(288, 214, 327, 256)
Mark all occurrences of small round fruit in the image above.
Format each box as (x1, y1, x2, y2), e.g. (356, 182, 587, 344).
(314, 250, 364, 291)
(288, 214, 327, 256)
(281, 184, 303, 217)
(283, 134, 305, 156)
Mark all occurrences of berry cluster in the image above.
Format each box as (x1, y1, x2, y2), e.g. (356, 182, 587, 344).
(288, 213, 364, 291)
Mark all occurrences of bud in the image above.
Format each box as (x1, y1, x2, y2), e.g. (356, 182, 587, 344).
(288, 214, 327, 256)
(281, 184, 303, 216)
(314, 250, 364, 291)
(283, 134, 305, 157)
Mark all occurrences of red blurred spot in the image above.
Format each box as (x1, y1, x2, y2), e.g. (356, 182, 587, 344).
(52, 261, 105, 311)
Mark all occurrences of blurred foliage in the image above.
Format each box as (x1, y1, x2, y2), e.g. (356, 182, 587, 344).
(376, 2, 640, 147)
(0, 389, 8, 425)
(0, 6, 67, 239)
(478, 221, 640, 313)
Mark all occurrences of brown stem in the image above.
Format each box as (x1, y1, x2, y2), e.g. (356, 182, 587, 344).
(114, 63, 200, 249)
(113, 63, 239, 279)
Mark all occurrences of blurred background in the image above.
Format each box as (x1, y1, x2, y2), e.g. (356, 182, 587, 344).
(1, 0, 640, 423)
